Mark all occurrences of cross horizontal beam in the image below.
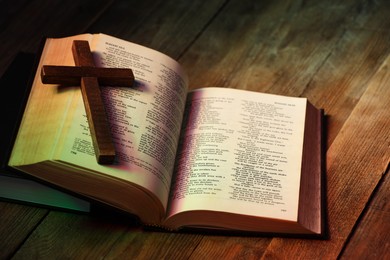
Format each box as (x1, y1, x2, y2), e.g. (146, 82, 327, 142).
(41, 65, 134, 87)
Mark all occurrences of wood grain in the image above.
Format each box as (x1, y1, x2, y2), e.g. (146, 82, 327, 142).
(89, 0, 227, 59)
(11, 211, 132, 259)
(0, 203, 48, 260)
(340, 165, 390, 259)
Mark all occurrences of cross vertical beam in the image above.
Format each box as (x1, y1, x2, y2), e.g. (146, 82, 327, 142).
(71, 40, 115, 164)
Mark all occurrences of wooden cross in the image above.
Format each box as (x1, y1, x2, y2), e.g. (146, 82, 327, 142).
(40, 40, 134, 164)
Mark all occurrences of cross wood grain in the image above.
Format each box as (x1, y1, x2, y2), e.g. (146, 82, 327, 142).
(41, 66, 134, 87)
(0, 0, 389, 259)
(72, 40, 117, 164)
(40, 41, 135, 164)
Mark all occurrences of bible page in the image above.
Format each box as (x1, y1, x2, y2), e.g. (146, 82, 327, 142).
(167, 87, 307, 221)
(59, 34, 188, 211)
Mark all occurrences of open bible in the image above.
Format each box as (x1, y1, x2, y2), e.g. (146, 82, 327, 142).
(9, 33, 325, 236)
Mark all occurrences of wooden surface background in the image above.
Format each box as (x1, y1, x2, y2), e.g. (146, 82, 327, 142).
(1, 0, 389, 259)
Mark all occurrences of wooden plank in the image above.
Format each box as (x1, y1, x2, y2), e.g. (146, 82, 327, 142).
(261, 53, 390, 259)
(0, 0, 30, 31)
(10, 211, 132, 259)
(187, 236, 271, 259)
(340, 166, 390, 259)
(0, 202, 48, 260)
(88, 0, 163, 37)
(301, 0, 390, 145)
(180, 0, 351, 94)
(0, 0, 114, 76)
(11, 210, 203, 259)
(89, 0, 227, 59)
(103, 232, 203, 259)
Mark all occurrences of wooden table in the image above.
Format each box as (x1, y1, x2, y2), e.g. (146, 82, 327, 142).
(1, 0, 389, 258)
